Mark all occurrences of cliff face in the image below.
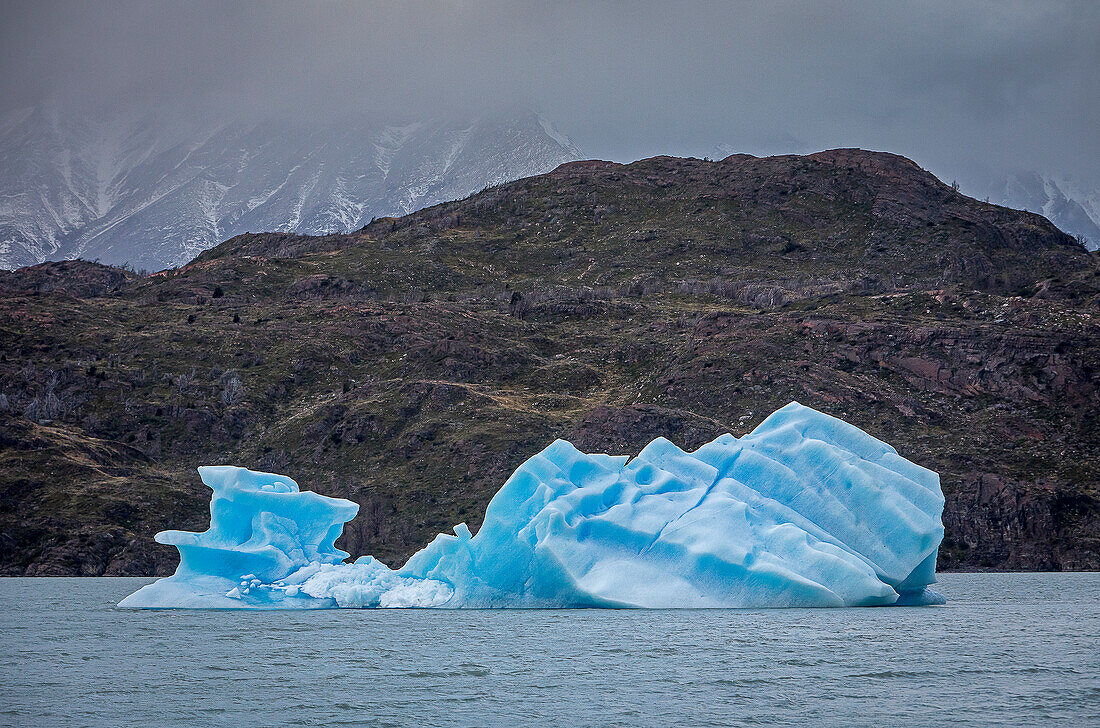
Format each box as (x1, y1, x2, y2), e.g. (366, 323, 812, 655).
(1, 150, 1097, 575)
(944, 475, 1099, 571)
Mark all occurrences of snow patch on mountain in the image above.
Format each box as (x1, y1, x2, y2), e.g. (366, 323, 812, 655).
(0, 110, 582, 271)
(981, 171, 1100, 251)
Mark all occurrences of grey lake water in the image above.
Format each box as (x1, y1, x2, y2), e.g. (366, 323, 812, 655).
(1, 573, 1098, 728)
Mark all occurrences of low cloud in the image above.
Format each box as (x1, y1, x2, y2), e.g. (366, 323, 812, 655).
(2, 0, 1097, 183)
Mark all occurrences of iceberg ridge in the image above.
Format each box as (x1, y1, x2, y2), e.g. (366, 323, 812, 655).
(120, 402, 946, 609)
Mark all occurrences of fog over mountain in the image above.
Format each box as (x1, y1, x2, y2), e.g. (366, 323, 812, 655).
(1, 0, 1098, 267)
(0, 105, 579, 270)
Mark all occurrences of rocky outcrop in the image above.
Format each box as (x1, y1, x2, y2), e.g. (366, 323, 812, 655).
(0, 260, 137, 298)
(942, 474, 1099, 570)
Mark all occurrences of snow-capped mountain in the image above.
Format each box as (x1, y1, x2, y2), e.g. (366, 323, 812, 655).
(0, 107, 581, 271)
(976, 171, 1100, 251)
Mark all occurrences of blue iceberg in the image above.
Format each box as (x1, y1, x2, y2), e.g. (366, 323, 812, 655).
(120, 402, 945, 609)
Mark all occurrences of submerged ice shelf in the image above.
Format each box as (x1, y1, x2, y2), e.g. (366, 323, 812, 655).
(120, 402, 946, 609)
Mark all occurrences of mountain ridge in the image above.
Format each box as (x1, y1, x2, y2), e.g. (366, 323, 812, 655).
(0, 107, 581, 271)
(6, 101, 1098, 275)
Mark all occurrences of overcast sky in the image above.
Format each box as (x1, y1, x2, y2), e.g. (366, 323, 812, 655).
(2, 0, 1097, 186)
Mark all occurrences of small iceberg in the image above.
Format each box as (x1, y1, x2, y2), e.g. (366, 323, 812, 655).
(120, 402, 945, 609)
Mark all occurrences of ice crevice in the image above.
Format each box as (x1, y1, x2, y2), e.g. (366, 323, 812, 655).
(119, 402, 946, 609)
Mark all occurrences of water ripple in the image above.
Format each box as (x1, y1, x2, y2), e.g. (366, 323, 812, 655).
(0, 574, 1098, 728)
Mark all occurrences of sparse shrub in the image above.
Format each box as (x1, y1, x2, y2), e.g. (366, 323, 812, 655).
(21, 373, 78, 423)
(220, 370, 245, 406)
(175, 368, 196, 393)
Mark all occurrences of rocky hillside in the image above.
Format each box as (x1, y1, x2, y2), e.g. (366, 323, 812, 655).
(1, 150, 1098, 576)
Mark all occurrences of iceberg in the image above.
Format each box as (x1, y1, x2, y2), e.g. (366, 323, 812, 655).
(120, 402, 946, 609)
